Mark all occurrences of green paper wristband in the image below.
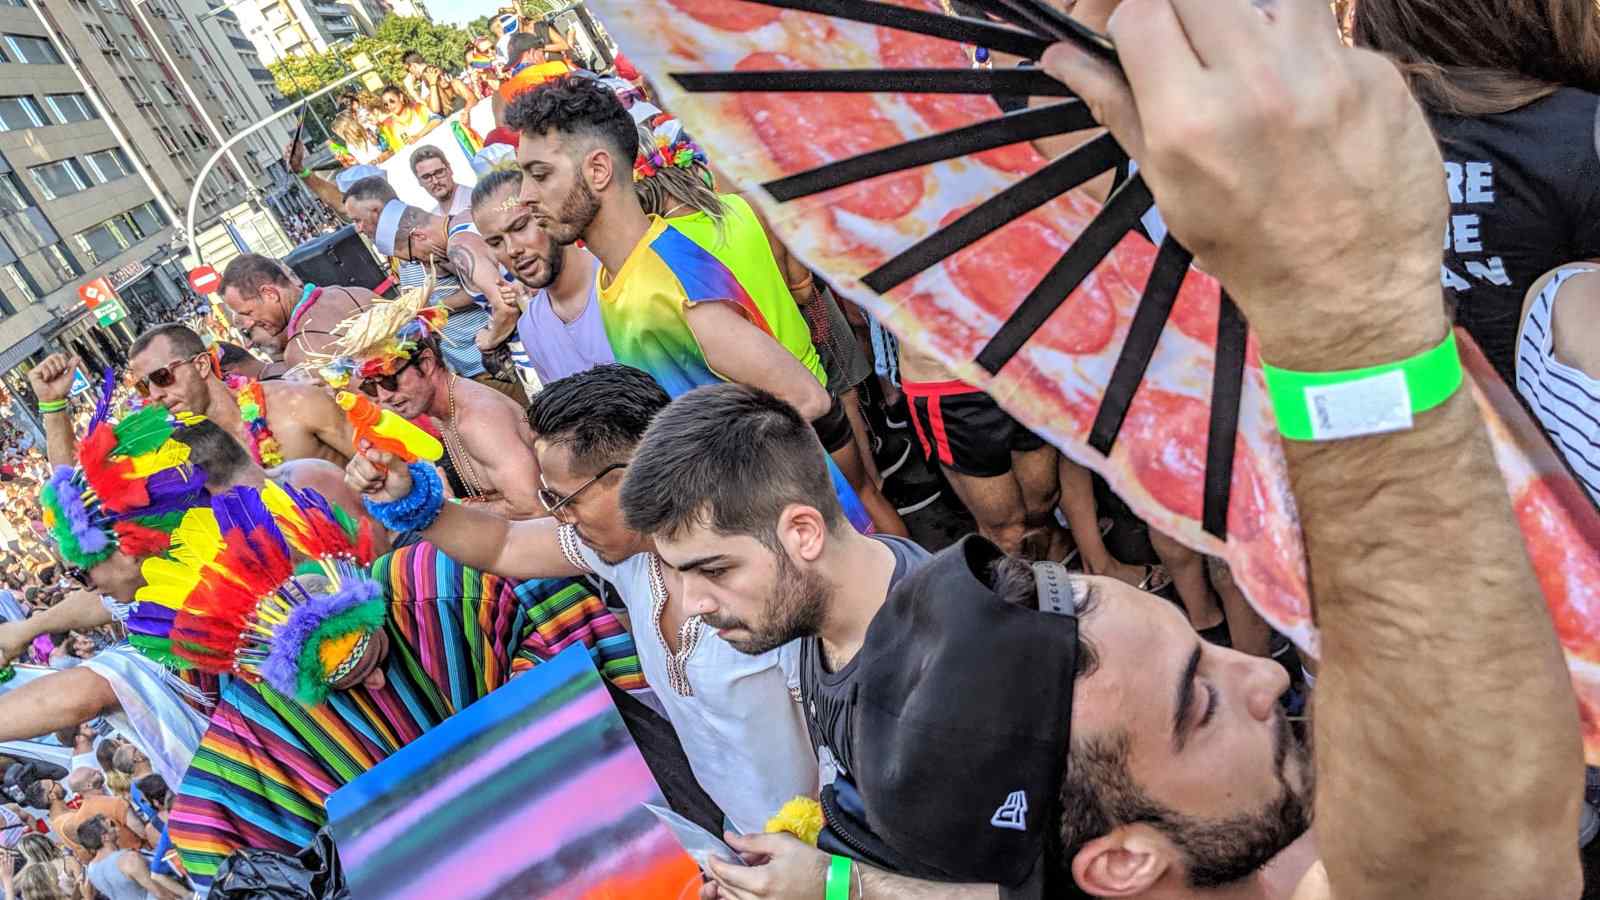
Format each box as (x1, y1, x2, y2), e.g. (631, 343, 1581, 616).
(826, 855, 853, 900)
(37, 400, 67, 414)
(298, 167, 313, 178)
(1262, 330, 1462, 442)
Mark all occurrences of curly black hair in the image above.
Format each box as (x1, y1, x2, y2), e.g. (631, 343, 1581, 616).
(504, 75, 638, 170)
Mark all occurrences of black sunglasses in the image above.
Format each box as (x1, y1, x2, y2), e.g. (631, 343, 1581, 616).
(357, 354, 422, 397)
(133, 353, 205, 397)
(538, 462, 627, 514)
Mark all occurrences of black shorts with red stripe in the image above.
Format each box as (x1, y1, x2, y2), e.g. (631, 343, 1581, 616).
(903, 380, 1046, 478)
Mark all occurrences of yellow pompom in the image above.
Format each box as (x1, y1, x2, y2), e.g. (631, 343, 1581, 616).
(765, 796, 823, 846)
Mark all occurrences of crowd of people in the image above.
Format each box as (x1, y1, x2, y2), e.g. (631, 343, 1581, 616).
(0, 0, 1595, 899)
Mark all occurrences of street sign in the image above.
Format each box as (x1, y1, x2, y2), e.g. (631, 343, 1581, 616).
(77, 277, 115, 309)
(94, 296, 126, 326)
(187, 265, 221, 295)
(69, 368, 91, 396)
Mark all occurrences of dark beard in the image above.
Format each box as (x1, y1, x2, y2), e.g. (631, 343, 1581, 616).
(519, 238, 567, 291)
(705, 549, 829, 655)
(1162, 711, 1313, 889)
(547, 177, 600, 247)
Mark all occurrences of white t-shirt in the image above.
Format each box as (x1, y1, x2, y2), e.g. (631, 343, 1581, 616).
(434, 184, 473, 219)
(562, 526, 819, 833)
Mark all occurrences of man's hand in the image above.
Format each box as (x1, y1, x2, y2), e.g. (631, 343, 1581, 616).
(703, 832, 827, 900)
(1040, 0, 1448, 364)
(495, 279, 529, 317)
(284, 139, 306, 173)
(345, 448, 412, 503)
(27, 354, 76, 405)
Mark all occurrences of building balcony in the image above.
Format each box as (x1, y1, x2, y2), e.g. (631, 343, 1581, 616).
(228, 34, 255, 50)
(314, 2, 345, 16)
(247, 65, 272, 81)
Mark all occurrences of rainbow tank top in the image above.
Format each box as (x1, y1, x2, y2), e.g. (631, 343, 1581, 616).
(597, 217, 870, 532)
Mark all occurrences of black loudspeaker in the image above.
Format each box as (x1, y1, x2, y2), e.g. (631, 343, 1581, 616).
(284, 225, 394, 297)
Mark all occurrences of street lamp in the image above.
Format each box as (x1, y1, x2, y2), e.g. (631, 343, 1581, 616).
(184, 65, 372, 265)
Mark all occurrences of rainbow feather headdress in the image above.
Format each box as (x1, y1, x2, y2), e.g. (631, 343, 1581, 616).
(130, 481, 382, 706)
(38, 371, 210, 568)
(305, 279, 447, 389)
(634, 130, 709, 182)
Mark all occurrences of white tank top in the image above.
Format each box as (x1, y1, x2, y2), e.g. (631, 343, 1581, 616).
(1515, 265, 1600, 507)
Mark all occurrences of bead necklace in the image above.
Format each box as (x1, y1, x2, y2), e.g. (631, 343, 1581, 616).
(440, 373, 489, 498)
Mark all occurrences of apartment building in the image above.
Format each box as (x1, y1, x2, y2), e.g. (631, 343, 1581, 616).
(230, 0, 371, 66)
(0, 0, 308, 417)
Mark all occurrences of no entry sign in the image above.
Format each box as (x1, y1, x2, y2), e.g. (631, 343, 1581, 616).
(188, 265, 221, 295)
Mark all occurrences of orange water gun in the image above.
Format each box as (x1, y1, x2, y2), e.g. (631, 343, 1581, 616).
(337, 391, 444, 464)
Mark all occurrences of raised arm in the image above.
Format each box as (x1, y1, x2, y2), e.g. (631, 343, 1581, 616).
(0, 666, 119, 742)
(27, 353, 79, 468)
(703, 832, 1000, 900)
(1045, 2, 1580, 898)
(686, 300, 830, 421)
(346, 448, 581, 579)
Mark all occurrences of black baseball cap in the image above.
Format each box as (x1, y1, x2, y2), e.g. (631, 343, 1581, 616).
(845, 535, 1081, 890)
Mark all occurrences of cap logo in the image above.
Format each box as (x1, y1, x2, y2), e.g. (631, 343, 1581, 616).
(990, 790, 1028, 831)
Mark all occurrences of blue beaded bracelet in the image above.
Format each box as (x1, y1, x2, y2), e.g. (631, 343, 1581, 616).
(362, 461, 445, 533)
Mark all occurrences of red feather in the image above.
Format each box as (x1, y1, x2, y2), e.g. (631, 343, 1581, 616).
(169, 525, 296, 674)
(112, 521, 172, 558)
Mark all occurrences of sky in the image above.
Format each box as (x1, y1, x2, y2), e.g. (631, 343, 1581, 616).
(431, 0, 518, 28)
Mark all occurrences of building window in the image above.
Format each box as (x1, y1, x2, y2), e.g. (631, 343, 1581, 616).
(129, 201, 163, 236)
(154, 127, 179, 155)
(75, 218, 131, 263)
(0, 95, 45, 131)
(95, 0, 120, 11)
(0, 173, 29, 214)
(4, 263, 38, 303)
(3, 35, 64, 65)
(42, 243, 80, 280)
(86, 24, 115, 52)
(29, 159, 90, 200)
(44, 93, 96, 124)
(83, 148, 132, 184)
(0, 0, 28, 8)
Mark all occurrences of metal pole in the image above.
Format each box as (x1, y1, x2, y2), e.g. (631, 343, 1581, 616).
(186, 67, 370, 264)
(127, 0, 255, 197)
(21, 0, 184, 237)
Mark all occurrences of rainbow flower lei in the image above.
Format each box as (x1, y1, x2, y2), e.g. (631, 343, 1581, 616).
(634, 133, 709, 182)
(234, 379, 284, 468)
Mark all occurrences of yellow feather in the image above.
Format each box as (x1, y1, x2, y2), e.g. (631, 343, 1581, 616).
(765, 797, 824, 846)
(169, 507, 222, 570)
(135, 557, 201, 609)
(126, 439, 191, 477)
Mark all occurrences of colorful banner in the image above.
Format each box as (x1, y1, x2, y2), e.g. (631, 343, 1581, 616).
(326, 645, 700, 899)
(377, 100, 498, 210)
(591, 0, 1600, 758)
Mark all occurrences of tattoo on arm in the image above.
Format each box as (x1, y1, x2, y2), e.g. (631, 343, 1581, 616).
(448, 244, 477, 286)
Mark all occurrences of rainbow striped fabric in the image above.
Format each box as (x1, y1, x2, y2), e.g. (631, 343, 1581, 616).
(167, 542, 642, 885)
(597, 217, 872, 531)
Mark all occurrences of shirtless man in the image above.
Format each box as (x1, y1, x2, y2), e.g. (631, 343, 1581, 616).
(126, 325, 354, 467)
(218, 253, 374, 370)
(344, 318, 544, 520)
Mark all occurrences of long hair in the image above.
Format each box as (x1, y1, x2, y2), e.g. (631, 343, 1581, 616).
(632, 122, 725, 227)
(14, 862, 76, 900)
(1353, 0, 1600, 116)
(15, 834, 60, 866)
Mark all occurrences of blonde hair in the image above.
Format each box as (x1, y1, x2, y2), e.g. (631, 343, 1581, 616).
(16, 833, 60, 866)
(15, 862, 77, 900)
(105, 768, 132, 797)
(632, 122, 724, 231)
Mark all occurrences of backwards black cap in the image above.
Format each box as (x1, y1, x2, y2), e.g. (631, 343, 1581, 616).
(843, 535, 1081, 888)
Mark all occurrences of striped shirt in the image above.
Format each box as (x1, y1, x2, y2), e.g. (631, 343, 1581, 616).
(1516, 265, 1600, 505)
(395, 260, 488, 377)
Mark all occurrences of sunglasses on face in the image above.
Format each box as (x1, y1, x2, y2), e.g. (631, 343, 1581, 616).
(357, 354, 422, 398)
(132, 355, 203, 397)
(538, 462, 627, 514)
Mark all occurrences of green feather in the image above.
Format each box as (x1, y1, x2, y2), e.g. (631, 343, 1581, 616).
(110, 405, 176, 457)
(293, 600, 387, 706)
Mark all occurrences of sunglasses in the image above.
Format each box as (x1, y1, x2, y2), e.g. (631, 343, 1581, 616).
(132, 354, 203, 397)
(357, 354, 422, 397)
(538, 462, 626, 514)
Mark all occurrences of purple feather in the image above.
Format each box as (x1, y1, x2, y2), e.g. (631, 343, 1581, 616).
(87, 367, 116, 433)
(116, 465, 208, 519)
(50, 469, 109, 554)
(212, 487, 289, 560)
(262, 577, 382, 697)
(126, 603, 177, 638)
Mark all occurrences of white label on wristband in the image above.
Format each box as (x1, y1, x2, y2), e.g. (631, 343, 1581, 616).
(1303, 370, 1413, 440)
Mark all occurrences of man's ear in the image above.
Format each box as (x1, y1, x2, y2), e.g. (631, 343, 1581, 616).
(1072, 824, 1174, 897)
(776, 503, 828, 565)
(586, 146, 618, 194)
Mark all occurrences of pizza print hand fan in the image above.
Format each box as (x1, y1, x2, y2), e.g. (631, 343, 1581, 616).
(593, 0, 1600, 759)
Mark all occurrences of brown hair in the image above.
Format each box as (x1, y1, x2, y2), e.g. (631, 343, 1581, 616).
(1353, 0, 1600, 116)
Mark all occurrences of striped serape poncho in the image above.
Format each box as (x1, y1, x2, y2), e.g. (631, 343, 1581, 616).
(167, 541, 643, 885)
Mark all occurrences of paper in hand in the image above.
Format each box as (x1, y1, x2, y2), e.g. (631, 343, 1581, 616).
(644, 803, 746, 871)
